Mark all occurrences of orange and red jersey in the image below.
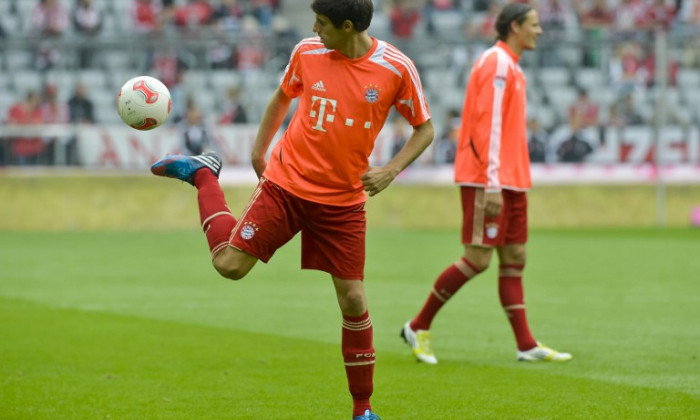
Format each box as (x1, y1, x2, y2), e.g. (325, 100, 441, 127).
(454, 41, 531, 192)
(263, 37, 431, 206)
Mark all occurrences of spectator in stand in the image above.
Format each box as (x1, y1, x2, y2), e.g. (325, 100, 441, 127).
(578, 0, 613, 67)
(208, 20, 235, 69)
(168, 70, 188, 124)
(72, 0, 103, 68)
(677, 0, 700, 27)
(476, 2, 501, 42)
(640, 0, 676, 30)
(609, 41, 646, 95)
(609, 92, 645, 127)
(174, 0, 213, 33)
(556, 115, 594, 162)
(434, 108, 459, 164)
(390, 114, 410, 159)
(211, 0, 244, 34)
(179, 103, 213, 156)
(250, 0, 276, 29)
(536, 0, 578, 66)
(40, 84, 69, 125)
(390, 0, 422, 40)
(131, 0, 165, 70)
(568, 88, 600, 129)
(235, 16, 266, 73)
(131, 0, 162, 34)
(218, 86, 248, 124)
(612, 0, 646, 39)
(7, 92, 46, 166)
(68, 82, 95, 124)
(66, 82, 94, 164)
(40, 84, 70, 165)
(527, 116, 549, 163)
(31, 0, 69, 70)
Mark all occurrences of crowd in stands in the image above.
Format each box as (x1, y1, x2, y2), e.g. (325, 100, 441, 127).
(0, 0, 699, 166)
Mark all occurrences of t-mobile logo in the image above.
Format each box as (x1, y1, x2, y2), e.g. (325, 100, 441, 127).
(309, 95, 337, 132)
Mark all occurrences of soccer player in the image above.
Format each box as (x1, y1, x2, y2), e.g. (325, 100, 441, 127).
(150, 1, 434, 418)
(401, 2, 572, 365)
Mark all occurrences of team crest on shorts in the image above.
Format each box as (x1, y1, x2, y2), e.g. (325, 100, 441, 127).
(485, 223, 499, 239)
(240, 221, 259, 240)
(364, 84, 381, 103)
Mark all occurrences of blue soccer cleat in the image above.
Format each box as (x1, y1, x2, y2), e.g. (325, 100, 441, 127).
(150, 152, 222, 185)
(353, 410, 381, 420)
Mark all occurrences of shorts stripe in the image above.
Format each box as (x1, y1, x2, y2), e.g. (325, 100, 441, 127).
(472, 188, 485, 245)
(229, 178, 266, 242)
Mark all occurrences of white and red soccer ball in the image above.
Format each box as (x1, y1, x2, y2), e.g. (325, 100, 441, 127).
(117, 76, 172, 130)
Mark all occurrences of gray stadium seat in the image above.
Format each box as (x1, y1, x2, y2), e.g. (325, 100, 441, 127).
(11, 70, 42, 93)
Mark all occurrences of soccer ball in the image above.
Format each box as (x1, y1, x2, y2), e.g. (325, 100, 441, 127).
(116, 76, 172, 130)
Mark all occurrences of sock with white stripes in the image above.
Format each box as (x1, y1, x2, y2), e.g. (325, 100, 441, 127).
(499, 264, 537, 351)
(342, 311, 374, 417)
(194, 169, 236, 258)
(411, 257, 481, 331)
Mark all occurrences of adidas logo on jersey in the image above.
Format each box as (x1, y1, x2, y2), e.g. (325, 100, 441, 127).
(311, 80, 326, 92)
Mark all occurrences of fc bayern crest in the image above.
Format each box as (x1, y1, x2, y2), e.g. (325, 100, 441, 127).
(364, 84, 381, 103)
(485, 223, 499, 239)
(240, 221, 259, 240)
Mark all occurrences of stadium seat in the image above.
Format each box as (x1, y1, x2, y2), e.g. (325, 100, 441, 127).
(183, 70, 210, 91)
(102, 50, 133, 70)
(546, 86, 577, 120)
(76, 70, 108, 89)
(46, 71, 76, 91)
(677, 69, 700, 88)
(540, 67, 571, 86)
(210, 71, 242, 91)
(5, 50, 33, 71)
(574, 68, 605, 91)
(11, 71, 42, 94)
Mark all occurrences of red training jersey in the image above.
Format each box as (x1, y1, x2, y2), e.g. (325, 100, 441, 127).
(454, 41, 531, 191)
(263, 37, 431, 206)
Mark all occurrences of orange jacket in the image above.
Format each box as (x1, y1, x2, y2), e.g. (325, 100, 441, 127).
(454, 41, 531, 191)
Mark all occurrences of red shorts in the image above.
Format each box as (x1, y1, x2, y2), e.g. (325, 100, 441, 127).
(229, 178, 367, 280)
(460, 186, 528, 247)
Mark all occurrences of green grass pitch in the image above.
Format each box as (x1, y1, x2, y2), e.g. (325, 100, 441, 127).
(1, 228, 699, 419)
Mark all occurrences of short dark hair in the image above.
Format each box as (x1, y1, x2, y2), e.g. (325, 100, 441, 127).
(495, 2, 534, 41)
(310, 0, 373, 32)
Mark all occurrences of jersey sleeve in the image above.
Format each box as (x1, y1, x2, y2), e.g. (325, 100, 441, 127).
(393, 61, 431, 127)
(474, 53, 508, 191)
(279, 42, 304, 98)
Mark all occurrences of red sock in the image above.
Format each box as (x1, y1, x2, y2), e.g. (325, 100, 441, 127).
(498, 264, 537, 351)
(194, 169, 236, 258)
(342, 312, 374, 417)
(411, 257, 481, 331)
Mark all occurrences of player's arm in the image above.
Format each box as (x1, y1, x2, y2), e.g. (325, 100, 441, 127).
(476, 58, 507, 216)
(251, 86, 292, 179)
(361, 119, 434, 197)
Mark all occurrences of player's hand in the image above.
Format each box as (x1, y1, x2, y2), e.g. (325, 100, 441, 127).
(484, 191, 503, 217)
(361, 166, 398, 197)
(252, 158, 267, 180)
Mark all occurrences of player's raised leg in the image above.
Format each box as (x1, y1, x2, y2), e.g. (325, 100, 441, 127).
(151, 152, 258, 279)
